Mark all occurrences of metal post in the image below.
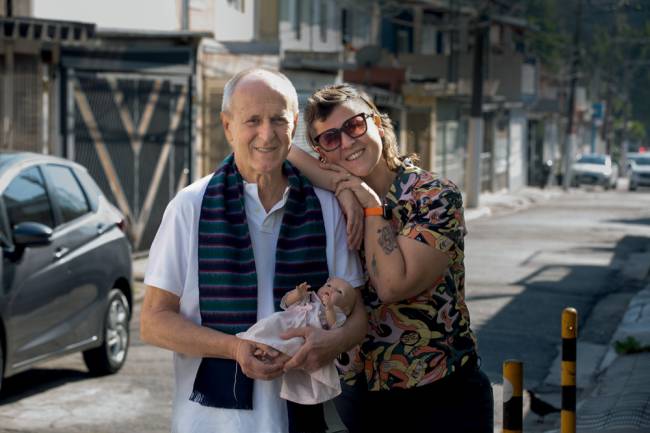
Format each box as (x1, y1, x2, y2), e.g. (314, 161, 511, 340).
(562, 0, 583, 190)
(465, 13, 487, 208)
(503, 360, 523, 433)
(561, 307, 578, 433)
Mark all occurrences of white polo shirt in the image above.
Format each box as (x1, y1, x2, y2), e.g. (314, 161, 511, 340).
(144, 174, 364, 433)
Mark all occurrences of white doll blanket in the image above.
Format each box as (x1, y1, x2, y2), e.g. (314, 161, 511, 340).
(237, 291, 346, 404)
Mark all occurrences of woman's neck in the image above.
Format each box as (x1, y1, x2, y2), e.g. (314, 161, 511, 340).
(363, 159, 396, 200)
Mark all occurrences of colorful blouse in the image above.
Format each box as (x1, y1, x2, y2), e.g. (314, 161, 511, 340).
(338, 161, 477, 391)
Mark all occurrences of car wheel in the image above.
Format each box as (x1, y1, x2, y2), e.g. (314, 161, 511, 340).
(629, 183, 637, 191)
(83, 289, 130, 376)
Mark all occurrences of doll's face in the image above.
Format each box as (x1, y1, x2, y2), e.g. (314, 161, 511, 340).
(317, 277, 355, 315)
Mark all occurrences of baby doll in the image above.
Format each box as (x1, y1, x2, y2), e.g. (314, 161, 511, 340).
(236, 277, 356, 404)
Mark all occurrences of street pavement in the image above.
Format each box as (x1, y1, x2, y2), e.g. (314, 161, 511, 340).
(2, 183, 647, 433)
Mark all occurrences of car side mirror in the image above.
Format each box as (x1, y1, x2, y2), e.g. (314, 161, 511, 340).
(13, 222, 53, 247)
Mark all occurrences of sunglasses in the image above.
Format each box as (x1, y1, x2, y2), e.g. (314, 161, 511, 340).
(312, 113, 373, 152)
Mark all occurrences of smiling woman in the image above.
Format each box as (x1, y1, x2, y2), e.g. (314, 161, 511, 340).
(288, 83, 494, 433)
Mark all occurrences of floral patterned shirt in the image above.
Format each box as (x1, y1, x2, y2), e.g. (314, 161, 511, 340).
(338, 162, 477, 391)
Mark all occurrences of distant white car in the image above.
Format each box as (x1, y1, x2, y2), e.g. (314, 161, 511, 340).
(628, 154, 650, 191)
(570, 154, 618, 190)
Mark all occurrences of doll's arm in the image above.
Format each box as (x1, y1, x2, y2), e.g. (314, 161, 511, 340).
(322, 296, 338, 329)
(282, 282, 310, 308)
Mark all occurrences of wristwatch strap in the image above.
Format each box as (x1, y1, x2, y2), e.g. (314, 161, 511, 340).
(364, 207, 384, 217)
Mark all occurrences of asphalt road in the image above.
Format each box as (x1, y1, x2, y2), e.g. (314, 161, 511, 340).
(1, 186, 649, 433)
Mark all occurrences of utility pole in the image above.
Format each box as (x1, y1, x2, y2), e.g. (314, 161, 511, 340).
(465, 11, 488, 208)
(562, 0, 583, 190)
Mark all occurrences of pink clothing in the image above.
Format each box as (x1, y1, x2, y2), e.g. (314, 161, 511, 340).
(237, 292, 346, 404)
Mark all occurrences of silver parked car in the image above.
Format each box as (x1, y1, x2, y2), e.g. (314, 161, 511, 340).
(0, 152, 132, 392)
(628, 154, 650, 191)
(569, 154, 618, 189)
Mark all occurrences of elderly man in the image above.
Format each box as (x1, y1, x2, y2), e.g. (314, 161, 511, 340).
(140, 68, 366, 433)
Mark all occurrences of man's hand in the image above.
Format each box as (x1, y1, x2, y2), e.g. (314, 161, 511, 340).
(280, 327, 341, 372)
(336, 188, 364, 250)
(234, 339, 288, 380)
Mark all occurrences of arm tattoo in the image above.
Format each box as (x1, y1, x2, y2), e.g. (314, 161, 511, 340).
(377, 225, 397, 255)
(371, 254, 379, 276)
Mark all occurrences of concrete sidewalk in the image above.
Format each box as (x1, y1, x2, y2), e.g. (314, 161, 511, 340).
(573, 285, 650, 432)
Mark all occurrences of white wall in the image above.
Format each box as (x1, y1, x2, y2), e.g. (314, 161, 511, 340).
(32, 0, 179, 31)
(213, 0, 255, 41)
(509, 111, 528, 190)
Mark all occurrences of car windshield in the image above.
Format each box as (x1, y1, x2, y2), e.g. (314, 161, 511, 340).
(635, 157, 650, 166)
(577, 155, 606, 165)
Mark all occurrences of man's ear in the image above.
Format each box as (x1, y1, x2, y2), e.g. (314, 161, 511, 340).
(221, 111, 233, 145)
(290, 112, 299, 139)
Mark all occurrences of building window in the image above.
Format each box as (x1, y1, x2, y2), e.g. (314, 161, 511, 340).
(319, 0, 327, 42)
(341, 8, 351, 45)
(227, 0, 244, 13)
(293, 0, 302, 39)
(397, 29, 411, 54)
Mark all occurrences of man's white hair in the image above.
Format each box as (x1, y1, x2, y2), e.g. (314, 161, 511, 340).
(221, 68, 299, 114)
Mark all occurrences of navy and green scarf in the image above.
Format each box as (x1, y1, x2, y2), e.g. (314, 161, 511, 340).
(190, 154, 329, 409)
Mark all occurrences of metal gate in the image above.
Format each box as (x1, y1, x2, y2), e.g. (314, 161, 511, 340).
(66, 70, 191, 251)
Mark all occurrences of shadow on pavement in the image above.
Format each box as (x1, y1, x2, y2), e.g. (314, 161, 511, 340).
(473, 234, 650, 431)
(0, 368, 90, 405)
(606, 216, 650, 226)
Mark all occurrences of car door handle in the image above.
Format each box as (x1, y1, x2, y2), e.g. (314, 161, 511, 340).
(97, 223, 108, 234)
(54, 247, 70, 260)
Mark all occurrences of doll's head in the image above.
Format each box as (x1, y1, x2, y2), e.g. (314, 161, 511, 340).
(316, 277, 356, 315)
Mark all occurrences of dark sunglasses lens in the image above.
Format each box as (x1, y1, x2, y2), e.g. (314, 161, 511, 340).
(318, 130, 341, 150)
(343, 115, 368, 138)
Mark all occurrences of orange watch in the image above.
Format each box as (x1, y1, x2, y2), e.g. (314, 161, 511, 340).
(364, 206, 384, 217)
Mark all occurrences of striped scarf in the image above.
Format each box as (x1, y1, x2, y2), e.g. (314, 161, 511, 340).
(190, 154, 329, 409)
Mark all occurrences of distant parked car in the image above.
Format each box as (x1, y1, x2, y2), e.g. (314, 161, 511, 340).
(625, 152, 643, 174)
(628, 154, 650, 191)
(0, 152, 132, 392)
(569, 154, 618, 189)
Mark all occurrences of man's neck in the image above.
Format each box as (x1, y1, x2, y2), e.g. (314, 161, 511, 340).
(241, 171, 287, 212)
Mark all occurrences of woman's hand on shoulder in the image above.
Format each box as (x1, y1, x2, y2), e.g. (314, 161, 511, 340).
(321, 162, 382, 209)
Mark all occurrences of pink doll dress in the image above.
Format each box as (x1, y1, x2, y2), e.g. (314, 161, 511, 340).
(236, 291, 346, 404)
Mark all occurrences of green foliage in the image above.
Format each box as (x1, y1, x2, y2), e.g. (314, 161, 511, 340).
(523, 0, 570, 73)
(614, 336, 650, 355)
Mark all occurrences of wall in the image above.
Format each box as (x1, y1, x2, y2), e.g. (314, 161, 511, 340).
(213, 0, 255, 41)
(508, 109, 528, 190)
(32, 0, 179, 31)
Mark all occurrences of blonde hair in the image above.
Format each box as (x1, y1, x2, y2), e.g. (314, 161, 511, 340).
(304, 83, 417, 171)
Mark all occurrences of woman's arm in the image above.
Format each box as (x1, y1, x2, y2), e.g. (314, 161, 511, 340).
(363, 217, 450, 303)
(326, 165, 454, 304)
(288, 146, 336, 191)
(289, 146, 364, 250)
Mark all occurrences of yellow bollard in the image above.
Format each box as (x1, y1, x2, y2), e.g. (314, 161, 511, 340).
(503, 360, 523, 433)
(561, 307, 577, 433)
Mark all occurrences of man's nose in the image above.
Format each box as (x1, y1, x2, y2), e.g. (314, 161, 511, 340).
(258, 120, 274, 142)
